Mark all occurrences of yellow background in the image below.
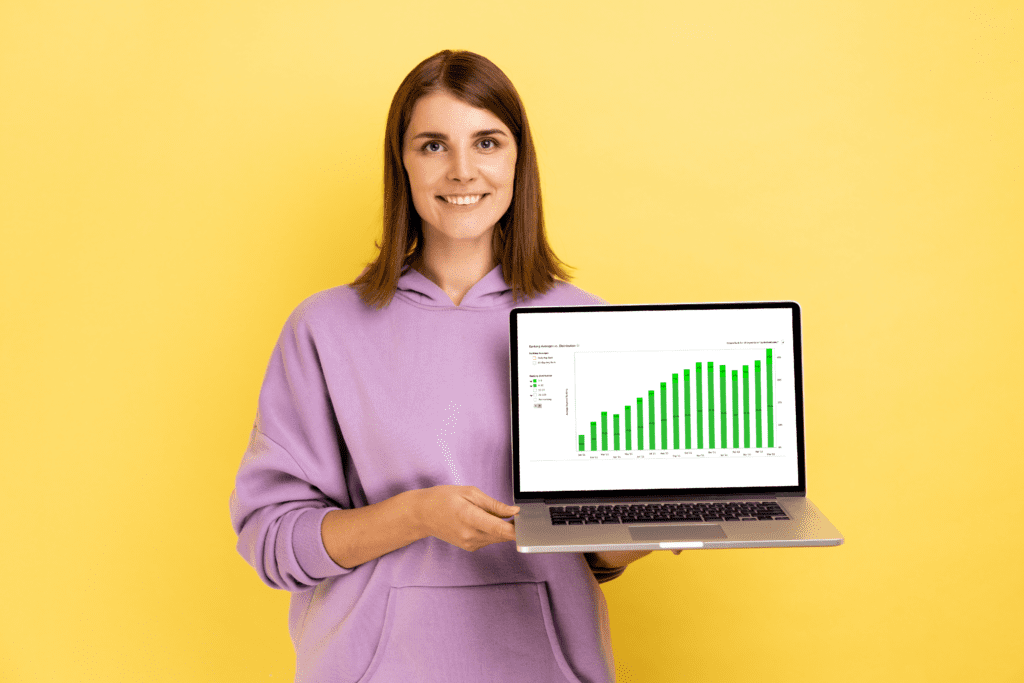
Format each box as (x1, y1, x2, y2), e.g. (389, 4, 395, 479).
(1, 1, 1021, 681)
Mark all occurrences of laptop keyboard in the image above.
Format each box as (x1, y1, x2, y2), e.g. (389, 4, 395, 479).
(548, 501, 790, 524)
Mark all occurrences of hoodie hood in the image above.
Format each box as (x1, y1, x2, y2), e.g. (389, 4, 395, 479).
(394, 263, 513, 309)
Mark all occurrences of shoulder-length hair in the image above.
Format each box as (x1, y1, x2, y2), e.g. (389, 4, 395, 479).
(351, 49, 575, 310)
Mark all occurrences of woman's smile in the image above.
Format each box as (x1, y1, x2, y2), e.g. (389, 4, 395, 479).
(438, 193, 487, 206)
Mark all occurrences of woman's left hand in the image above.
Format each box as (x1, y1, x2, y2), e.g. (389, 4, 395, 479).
(590, 548, 683, 568)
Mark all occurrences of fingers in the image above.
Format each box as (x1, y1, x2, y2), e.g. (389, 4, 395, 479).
(418, 486, 517, 552)
(457, 487, 518, 545)
(466, 486, 519, 518)
(500, 519, 517, 542)
(477, 514, 516, 545)
(428, 486, 517, 548)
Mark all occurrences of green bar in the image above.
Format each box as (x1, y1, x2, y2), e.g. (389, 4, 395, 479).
(625, 406, 632, 450)
(601, 412, 608, 451)
(767, 349, 774, 447)
(743, 366, 750, 448)
(613, 414, 620, 450)
(591, 422, 597, 451)
(636, 398, 644, 450)
(708, 362, 715, 449)
(579, 434, 585, 451)
(696, 363, 704, 449)
(732, 370, 739, 447)
(755, 360, 762, 448)
(648, 390, 655, 450)
(720, 364, 727, 449)
(660, 382, 668, 450)
(672, 373, 679, 449)
(684, 369, 691, 449)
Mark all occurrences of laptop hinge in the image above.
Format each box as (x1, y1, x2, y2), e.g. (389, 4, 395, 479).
(541, 493, 792, 505)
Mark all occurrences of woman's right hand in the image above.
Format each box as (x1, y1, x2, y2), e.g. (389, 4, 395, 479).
(413, 485, 520, 552)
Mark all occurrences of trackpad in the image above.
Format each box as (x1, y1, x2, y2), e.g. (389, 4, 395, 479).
(630, 525, 727, 541)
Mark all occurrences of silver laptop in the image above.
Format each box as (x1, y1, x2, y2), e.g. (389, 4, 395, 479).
(509, 301, 843, 552)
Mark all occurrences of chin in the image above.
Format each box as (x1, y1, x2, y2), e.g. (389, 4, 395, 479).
(429, 222, 500, 243)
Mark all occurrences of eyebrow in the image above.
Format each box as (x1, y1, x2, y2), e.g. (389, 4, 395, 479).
(410, 129, 508, 141)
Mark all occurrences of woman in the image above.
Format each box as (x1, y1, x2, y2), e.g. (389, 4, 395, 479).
(230, 50, 661, 683)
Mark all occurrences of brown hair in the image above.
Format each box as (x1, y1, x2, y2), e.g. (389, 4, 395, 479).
(351, 49, 575, 310)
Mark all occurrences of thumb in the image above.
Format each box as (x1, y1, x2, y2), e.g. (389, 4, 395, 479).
(474, 492, 520, 517)
(494, 500, 521, 517)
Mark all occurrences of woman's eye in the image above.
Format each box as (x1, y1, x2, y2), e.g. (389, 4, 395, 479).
(479, 139, 497, 150)
(424, 141, 443, 153)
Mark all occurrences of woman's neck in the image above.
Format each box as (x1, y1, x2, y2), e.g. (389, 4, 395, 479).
(412, 233, 498, 307)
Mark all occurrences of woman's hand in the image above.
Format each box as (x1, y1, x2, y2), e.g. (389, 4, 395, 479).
(590, 548, 683, 568)
(413, 485, 519, 552)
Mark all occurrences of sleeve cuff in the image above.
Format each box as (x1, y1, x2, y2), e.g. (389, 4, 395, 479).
(293, 507, 355, 580)
(590, 565, 627, 584)
(585, 553, 629, 584)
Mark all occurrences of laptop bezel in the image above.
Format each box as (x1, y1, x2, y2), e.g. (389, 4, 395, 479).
(509, 301, 807, 504)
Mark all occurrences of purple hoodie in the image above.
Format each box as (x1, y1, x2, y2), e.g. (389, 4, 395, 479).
(230, 263, 626, 683)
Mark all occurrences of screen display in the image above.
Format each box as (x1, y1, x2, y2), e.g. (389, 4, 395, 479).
(514, 305, 801, 494)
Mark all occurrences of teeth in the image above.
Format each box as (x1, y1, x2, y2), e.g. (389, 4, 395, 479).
(442, 195, 483, 205)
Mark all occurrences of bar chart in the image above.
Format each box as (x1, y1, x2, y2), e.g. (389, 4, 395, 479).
(575, 347, 783, 455)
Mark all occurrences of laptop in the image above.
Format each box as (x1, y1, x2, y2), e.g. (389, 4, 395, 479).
(509, 300, 843, 552)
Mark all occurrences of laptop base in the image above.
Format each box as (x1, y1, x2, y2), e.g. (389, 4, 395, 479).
(514, 496, 843, 553)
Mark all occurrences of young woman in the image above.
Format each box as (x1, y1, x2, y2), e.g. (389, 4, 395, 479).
(230, 50, 666, 683)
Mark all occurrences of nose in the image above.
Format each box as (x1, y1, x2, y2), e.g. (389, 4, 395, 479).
(447, 145, 474, 183)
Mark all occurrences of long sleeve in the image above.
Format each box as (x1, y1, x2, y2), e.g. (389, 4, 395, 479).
(229, 304, 354, 591)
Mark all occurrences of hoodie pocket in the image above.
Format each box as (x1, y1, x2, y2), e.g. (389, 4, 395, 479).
(358, 581, 584, 683)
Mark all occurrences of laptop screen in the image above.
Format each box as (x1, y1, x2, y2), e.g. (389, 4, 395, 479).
(511, 302, 805, 499)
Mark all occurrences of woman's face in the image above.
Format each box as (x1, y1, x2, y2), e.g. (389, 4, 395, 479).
(403, 91, 517, 250)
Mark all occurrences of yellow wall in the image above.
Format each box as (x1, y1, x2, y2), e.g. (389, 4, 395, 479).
(1, 2, 1020, 681)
